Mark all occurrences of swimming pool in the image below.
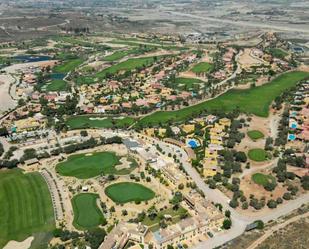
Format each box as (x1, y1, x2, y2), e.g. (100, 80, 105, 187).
(290, 123, 297, 129)
(288, 134, 296, 141)
(187, 139, 200, 148)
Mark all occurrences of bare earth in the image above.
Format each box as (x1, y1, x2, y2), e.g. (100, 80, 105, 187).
(4, 237, 34, 249)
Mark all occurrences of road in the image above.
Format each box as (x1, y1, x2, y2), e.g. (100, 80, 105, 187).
(247, 211, 309, 249)
(167, 11, 309, 34)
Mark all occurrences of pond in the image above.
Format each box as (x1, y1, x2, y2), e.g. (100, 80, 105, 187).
(13, 55, 52, 63)
(51, 73, 66, 80)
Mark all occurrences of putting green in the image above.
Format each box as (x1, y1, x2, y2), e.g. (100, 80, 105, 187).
(252, 173, 276, 187)
(105, 182, 155, 204)
(0, 169, 54, 248)
(56, 152, 137, 179)
(72, 193, 105, 230)
(247, 130, 264, 140)
(248, 149, 268, 162)
(136, 71, 309, 127)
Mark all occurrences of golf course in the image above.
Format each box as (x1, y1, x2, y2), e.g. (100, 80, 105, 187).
(66, 115, 135, 129)
(56, 152, 137, 179)
(72, 193, 105, 230)
(137, 71, 309, 127)
(105, 182, 155, 204)
(0, 169, 54, 248)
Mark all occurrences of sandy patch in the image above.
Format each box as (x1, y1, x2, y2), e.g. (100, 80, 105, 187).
(0, 74, 17, 114)
(4, 237, 34, 249)
(115, 157, 131, 170)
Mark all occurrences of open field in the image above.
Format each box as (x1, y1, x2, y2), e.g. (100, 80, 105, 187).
(137, 71, 309, 127)
(104, 50, 133, 61)
(96, 56, 162, 79)
(248, 149, 268, 162)
(72, 193, 105, 230)
(191, 62, 213, 74)
(55, 151, 136, 179)
(247, 130, 265, 141)
(66, 115, 135, 129)
(0, 169, 54, 248)
(252, 173, 276, 187)
(267, 48, 289, 59)
(54, 58, 83, 73)
(105, 182, 155, 204)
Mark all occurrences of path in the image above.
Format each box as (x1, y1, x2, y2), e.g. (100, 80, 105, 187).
(247, 211, 309, 249)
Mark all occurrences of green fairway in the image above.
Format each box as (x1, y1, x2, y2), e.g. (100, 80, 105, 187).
(137, 71, 309, 127)
(252, 173, 276, 187)
(105, 182, 155, 204)
(0, 169, 54, 248)
(268, 48, 289, 59)
(191, 62, 213, 74)
(56, 152, 137, 179)
(66, 115, 135, 129)
(173, 77, 204, 89)
(46, 80, 68, 92)
(247, 130, 265, 140)
(54, 58, 83, 73)
(104, 50, 131, 61)
(96, 56, 161, 79)
(72, 193, 105, 230)
(248, 148, 268, 162)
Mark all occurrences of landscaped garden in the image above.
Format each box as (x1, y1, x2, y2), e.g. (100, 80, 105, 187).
(137, 71, 309, 127)
(248, 148, 268, 162)
(105, 182, 155, 204)
(65, 115, 135, 129)
(0, 169, 55, 248)
(191, 62, 213, 74)
(252, 173, 276, 187)
(247, 130, 265, 141)
(72, 193, 105, 230)
(56, 152, 137, 179)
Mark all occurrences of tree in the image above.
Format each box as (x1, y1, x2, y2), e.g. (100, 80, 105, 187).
(225, 210, 231, 218)
(264, 182, 276, 192)
(283, 192, 292, 200)
(222, 219, 232, 229)
(85, 228, 106, 249)
(235, 151, 247, 162)
(301, 176, 309, 190)
(267, 199, 277, 209)
(178, 183, 184, 190)
(80, 130, 88, 137)
(254, 220, 264, 230)
(242, 202, 248, 209)
(229, 199, 239, 208)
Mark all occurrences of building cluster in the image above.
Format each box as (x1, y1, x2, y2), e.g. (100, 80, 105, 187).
(287, 80, 309, 147)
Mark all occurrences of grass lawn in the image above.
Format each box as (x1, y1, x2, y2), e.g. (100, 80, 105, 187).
(66, 115, 135, 129)
(54, 58, 83, 73)
(56, 151, 137, 179)
(0, 169, 54, 248)
(142, 206, 188, 231)
(252, 173, 276, 187)
(45, 80, 68, 92)
(136, 71, 309, 127)
(96, 56, 162, 79)
(105, 182, 155, 204)
(174, 77, 204, 89)
(247, 130, 265, 140)
(191, 62, 213, 74)
(248, 148, 268, 162)
(72, 193, 105, 230)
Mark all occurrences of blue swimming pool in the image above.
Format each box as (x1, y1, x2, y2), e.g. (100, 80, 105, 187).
(288, 134, 296, 141)
(290, 123, 297, 129)
(187, 139, 200, 148)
